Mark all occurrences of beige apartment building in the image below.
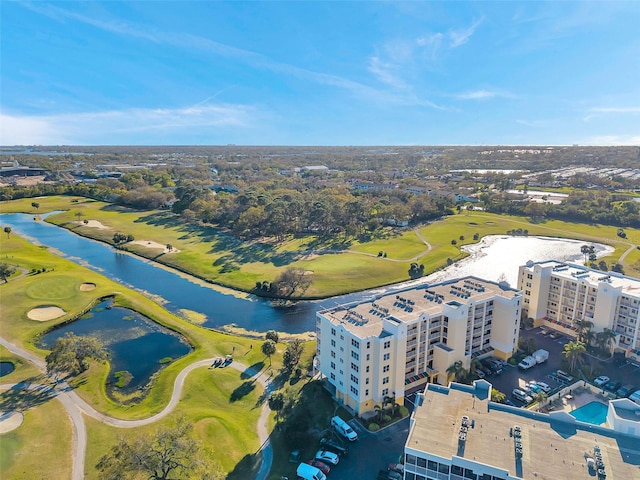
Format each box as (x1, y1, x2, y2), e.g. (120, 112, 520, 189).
(404, 380, 639, 480)
(315, 277, 522, 414)
(518, 260, 640, 361)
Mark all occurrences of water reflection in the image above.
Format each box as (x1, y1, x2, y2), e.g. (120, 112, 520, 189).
(39, 300, 191, 393)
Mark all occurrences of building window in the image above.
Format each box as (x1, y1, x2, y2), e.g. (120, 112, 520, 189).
(365, 389, 369, 396)
(382, 388, 389, 396)
(330, 373, 335, 380)
(331, 328, 336, 336)
(366, 353, 370, 361)
(405, 454, 417, 465)
(367, 341, 371, 349)
(384, 340, 391, 349)
(383, 365, 390, 373)
(340, 335, 344, 340)
(330, 362, 335, 369)
(331, 339, 335, 347)
(350, 374, 359, 384)
(351, 351, 359, 360)
(350, 386, 358, 395)
(366, 365, 370, 373)
(352, 339, 360, 348)
(331, 350, 335, 358)
(451, 466, 464, 475)
(351, 362, 359, 372)
(383, 353, 390, 361)
(366, 377, 369, 384)
(383, 376, 389, 384)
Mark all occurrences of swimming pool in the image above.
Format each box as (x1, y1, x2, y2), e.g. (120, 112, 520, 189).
(570, 401, 608, 425)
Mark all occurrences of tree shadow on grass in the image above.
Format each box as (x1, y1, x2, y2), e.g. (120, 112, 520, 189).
(230, 380, 257, 403)
(226, 452, 262, 480)
(240, 362, 265, 380)
(0, 376, 57, 412)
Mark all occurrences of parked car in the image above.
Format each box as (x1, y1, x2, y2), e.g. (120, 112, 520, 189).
(315, 450, 339, 465)
(593, 375, 610, 387)
(604, 380, 621, 392)
(512, 388, 533, 404)
(320, 437, 349, 456)
(331, 415, 358, 441)
(475, 369, 486, 379)
(307, 459, 331, 475)
(535, 381, 552, 394)
(389, 463, 404, 474)
(616, 384, 635, 398)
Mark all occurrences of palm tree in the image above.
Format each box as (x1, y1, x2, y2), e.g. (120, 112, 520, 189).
(534, 391, 548, 410)
(595, 328, 617, 356)
(580, 244, 590, 264)
(31, 202, 40, 211)
(563, 341, 586, 374)
(582, 329, 596, 347)
(491, 388, 506, 403)
(575, 319, 593, 343)
(373, 404, 383, 423)
(3, 226, 11, 238)
(446, 360, 468, 384)
(261, 339, 276, 366)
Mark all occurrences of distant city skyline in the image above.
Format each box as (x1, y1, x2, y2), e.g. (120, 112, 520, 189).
(1, 1, 639, 146)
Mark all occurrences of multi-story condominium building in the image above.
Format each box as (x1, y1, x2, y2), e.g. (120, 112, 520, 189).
(518, 260, 640, 361)
(316, 277, 522, 414)
(404, 380, 639, 480)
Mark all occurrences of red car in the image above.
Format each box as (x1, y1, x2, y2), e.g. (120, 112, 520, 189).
(307, 459, 331, 474)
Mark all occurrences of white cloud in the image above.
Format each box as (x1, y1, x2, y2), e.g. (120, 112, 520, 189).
(583, 106, 640, 122)
(368, 56, 408, 89)
(449, 17, 484, 48)
(455, 89, 515, 100)
(0, 103, 257, 145)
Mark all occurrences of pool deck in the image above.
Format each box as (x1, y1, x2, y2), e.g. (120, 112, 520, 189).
(548, 386, 609, 426)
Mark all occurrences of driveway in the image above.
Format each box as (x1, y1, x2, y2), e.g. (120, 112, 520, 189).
(326, 415, 409, 480)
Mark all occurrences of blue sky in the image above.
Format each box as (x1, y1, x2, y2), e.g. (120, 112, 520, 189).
(1, 1, 639, 146)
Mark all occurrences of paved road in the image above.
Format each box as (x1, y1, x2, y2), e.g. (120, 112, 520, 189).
(0, 336, 273, 480)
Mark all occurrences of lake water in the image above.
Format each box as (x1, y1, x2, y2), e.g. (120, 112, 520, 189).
(0, 212, 612, 333)
(0, 362, 16, 377)
(39, 299, 191, 392)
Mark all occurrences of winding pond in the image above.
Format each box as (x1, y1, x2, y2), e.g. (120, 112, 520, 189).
(0, 212, 612, 334)
(39, 300, 191, 392)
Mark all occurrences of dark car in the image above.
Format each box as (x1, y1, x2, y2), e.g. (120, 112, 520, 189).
(307, 459, 331, 475)
(604, 380, 622, 392)
(320, 436, 349, 456)
(616, 384, 635, 398)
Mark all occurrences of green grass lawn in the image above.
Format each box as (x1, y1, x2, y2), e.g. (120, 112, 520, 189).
(0, 384, 73, 479)
(0, 230, 311, 478)
(5, 195, 638, 298)
(83, 365, 265, 479)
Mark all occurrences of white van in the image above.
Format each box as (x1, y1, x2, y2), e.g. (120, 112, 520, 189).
(331, 415, 358, 441)
(297, 463, 326, 480)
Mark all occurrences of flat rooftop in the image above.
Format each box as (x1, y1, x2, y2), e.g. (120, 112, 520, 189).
(527, 260, 640, 296)
(407, 382, 640, 480)
(319, 276, 520, 338)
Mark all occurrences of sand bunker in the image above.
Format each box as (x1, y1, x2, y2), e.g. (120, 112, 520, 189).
(27, 306, 66, 321)
(79, 283, 96, 291)
(130, 240, 180, 253)
(79, 220, 109, 229)
(0, 411, 24, 433)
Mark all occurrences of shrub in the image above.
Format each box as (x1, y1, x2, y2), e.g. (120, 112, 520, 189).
(159, 357, 172, 364)
(399, 406, 409, 417)
(383, 414, 392, 423)
(368, 423, 380, 431)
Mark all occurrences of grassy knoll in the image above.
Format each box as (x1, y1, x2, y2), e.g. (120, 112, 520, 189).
(3, 196, 639, 298)
(0, 383, 72, 479)
(84, 365, 265, 478)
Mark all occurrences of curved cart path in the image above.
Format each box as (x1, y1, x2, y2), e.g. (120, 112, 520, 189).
(0, 336, 273, 480)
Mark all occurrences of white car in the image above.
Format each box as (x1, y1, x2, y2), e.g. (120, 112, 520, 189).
(315, 450, 340, 465)
(594, 375, 610, 387)
(535, 381, 552, 394)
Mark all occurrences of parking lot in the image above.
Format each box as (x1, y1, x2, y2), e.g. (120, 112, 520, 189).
(312, 326, 640, 480)
(317, 416, 409, 480)
(486, 327, 640, 404)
